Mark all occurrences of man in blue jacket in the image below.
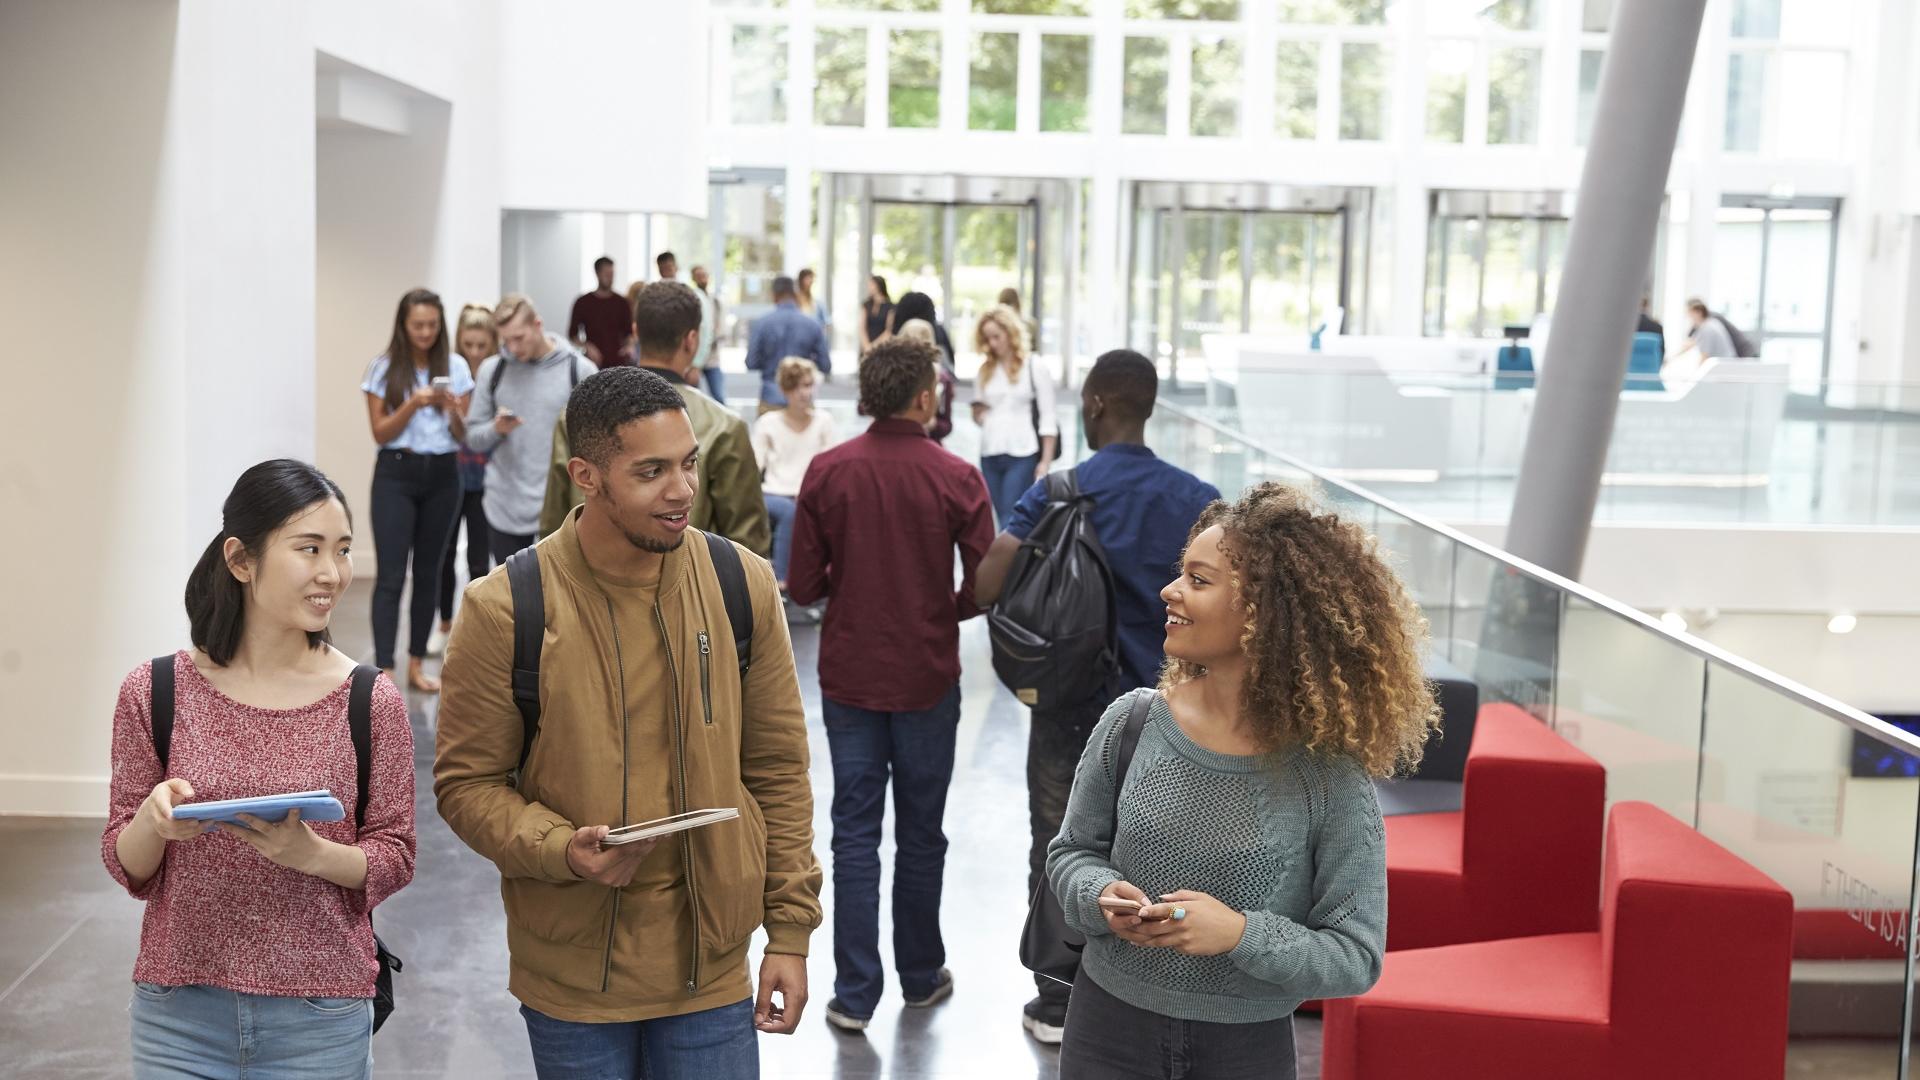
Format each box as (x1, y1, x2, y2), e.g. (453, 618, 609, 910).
(745, 275, 832, 413)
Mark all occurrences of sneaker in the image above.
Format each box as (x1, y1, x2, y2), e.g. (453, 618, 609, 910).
(823, 998, 870, 1033)
(903, 968, 955, 1009)
(426, 623, 451, 657)
(1022, 996, 1066, 1045)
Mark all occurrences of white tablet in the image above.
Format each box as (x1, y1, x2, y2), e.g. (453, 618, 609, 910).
(600, 808, 740, 846)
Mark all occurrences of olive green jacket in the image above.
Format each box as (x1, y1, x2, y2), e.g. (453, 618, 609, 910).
(540, 370, 771, 558)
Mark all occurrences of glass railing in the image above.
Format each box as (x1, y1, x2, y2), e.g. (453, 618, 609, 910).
(1148, 397, 1920, 1076)
(1184, 357, 1920, 528)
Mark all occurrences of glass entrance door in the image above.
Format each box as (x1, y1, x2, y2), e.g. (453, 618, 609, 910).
(868, 200, 1035, 379)
(1713, 196, 1839, 397)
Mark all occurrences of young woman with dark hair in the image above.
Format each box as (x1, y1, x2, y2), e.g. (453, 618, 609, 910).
(1048, 482, 1440, 1079)
(360, 288, 473, 691)
(103, 459, 416, 1080)
(859, 275, 892, 353)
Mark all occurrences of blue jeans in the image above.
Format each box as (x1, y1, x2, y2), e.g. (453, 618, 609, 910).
(521, 999, 758, 1080)
(129, 982, 372, 1079)
(764, 493, 797, 584)
(981, 453, 1040, 528)
(701, 366, 725, 403)
(822, 685, 962, 1018)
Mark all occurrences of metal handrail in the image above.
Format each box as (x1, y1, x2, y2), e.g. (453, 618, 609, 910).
(1156, 397, 1920, 755)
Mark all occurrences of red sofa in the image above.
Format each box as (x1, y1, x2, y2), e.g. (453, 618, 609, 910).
(1385, 702, 1606, 951)
(1321, 801, 1794, 1080)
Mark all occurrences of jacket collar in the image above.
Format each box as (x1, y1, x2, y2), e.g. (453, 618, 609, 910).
(866, 417, 931, 439)
(548, 504, 689, 602)
(639, 363, 690, 387)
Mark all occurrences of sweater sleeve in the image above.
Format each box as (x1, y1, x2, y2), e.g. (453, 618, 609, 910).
(348, 675, 417, 913)
(1226, 759, 1387, 999)
(101, 663, 166, 899)
(1045, 695, 1141, 938)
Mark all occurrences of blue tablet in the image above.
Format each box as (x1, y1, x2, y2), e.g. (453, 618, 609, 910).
(170, 789, 347, 826)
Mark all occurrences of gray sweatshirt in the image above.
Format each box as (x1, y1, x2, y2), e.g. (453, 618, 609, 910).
(464, 338, 595, 536)
(1047, 689, 1387, 1024)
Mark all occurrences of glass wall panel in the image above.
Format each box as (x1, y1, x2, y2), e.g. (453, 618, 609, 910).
(871, 203, 946, 313)
(1426, 41, 1472, 143)
(889, 29, 942, 128)
(1581, 0, 1613, 31)
(1178, 211, 1243, 351)
(1274, 41, 1319, 138)
(1277, 0, 1395, 22)
(730, 24, 789, 125)
(1764, 209, 1834, 335)
(1487, 47, 1542, 146)
(1123, 37, 1171, 133)
(1340, 43, 1391, 140)
(719, 179, 786, 310)
(975, 0, 1089, 12)
(1481, 218, 1540, 330)
(970, 31, 1019, 130)
(1040, 35, 1092, 132)
(820, 0, 937, 9)
(1776, 50, 1846, 158)
(1453, 545, 1560, 719)
(1190, 36, 1242, 137)
(950, 205, 1024, 374)
(1711, 206, 1765, 330)
(814, 27, 867, 127)
(1725, 51, 1768, 152)
(1126, 0, 1239, 18)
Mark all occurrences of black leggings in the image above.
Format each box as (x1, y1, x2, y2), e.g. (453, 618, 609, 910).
(437, 488, 490, 622)
(369, 450, 460, 669)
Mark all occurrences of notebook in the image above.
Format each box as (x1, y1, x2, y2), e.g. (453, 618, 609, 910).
(600, 808, 740, 846)
(169, 789, 347, 826)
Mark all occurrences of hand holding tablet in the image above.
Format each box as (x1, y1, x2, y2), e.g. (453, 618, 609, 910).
(169, 790, 347, 828)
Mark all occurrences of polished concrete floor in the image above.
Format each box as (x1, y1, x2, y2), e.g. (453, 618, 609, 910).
(0, 559, 1905, 1077)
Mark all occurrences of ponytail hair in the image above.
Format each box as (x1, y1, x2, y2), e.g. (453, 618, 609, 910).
(185, 460, 350, 666)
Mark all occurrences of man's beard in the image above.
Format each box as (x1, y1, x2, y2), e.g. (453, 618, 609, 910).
(621, 525, 684, 555)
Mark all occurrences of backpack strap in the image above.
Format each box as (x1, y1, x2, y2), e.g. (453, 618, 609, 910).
(506, 546, 545, 771)
(1110, 689, 1152, 819)
(702, 531, 753, 678)
(346, 665, 379, 826)
(149, 655, 176, 771)
(1042, 467, 1078, 505)
(487, 355, 506, 400)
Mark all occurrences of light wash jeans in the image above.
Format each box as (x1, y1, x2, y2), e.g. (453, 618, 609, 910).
(130, 982, 372, 1079)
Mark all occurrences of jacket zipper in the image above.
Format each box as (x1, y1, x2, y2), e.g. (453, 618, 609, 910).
(600, 596, 632, 994)
(697, 631, 714, 726)
(655, 604, 703, 996)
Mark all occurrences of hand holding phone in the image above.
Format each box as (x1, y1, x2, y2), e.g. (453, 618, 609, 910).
(1099, 895, 1171, 921)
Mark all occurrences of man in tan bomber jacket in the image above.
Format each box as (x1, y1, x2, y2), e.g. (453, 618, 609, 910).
(434, 364, 821, 1077)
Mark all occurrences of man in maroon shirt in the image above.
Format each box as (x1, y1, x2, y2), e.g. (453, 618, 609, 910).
(788, 338, 994, 1033)
(568, 256, 631, 369)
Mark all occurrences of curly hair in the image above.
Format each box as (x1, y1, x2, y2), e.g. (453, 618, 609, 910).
(974, 304, 1030, 387)
(858, 337, 938, 419)
(1164, 482, 1440, 778)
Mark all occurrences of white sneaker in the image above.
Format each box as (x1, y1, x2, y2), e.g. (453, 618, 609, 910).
(426, 624, 451, 657)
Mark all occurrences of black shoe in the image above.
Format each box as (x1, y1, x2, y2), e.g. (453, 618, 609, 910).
(904, 968, 954, 1008)
(824, 997, 870, 1032)
(1022, 995, 1066, 1045)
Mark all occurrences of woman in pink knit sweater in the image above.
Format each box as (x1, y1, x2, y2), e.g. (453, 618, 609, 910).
(101, 459, 415, 1079)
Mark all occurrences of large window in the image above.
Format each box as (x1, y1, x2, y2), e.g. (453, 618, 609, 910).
(1123, 37, 1171, 134)
(970, 32, 1019, 130)
(1724, 0, 1851, 155)
(814, 27, 867, 127)
(1127, 0, 1238, 18)
(889, 30, 941, 128)
(730, 24, 789, 125)
(1487, 47, 1541, 145)
(1422, 191, 1569, 338)
(1426, 42, 1472, 144)
(1274, 41, 1319, 138)
(1040, 35, 1092, 132)
(1340, 43, 1390, 140)
(1190, 36, 1242, 137)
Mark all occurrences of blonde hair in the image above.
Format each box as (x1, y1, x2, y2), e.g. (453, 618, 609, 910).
(974, 304, 1029, 386)
(456, 304, 499, 356)
(777, 356, 819, 394)
(493, 292, 538, 327)
(625, 280, 647, 316)
(896, 318, 936, 345)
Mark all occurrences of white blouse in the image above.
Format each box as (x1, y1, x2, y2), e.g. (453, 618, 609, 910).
(972, 355, 1058, 459)
(753, 408, 840, 497)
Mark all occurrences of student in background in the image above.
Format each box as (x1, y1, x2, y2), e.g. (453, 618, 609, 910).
(753, 357, 838, 596)
(1047, 483, 1440, 1079)
(104, 459, 415, 1080)
(796, 267, 829, 330)
(361, 288, 472, 692)
(568, 255, 630, 370)
(859, 275, 893, 354)
(745, 275, 832, 415)
(692, 264, 725, 402)
(887, 294, 955, 444)
(433, 304, 501, 654)
(971, 304, 1057, 526)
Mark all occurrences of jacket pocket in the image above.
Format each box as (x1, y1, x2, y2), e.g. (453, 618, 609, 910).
(697, 631, 714, 726)
(502, 877, 616, 949)
(694, 793, 767, 950)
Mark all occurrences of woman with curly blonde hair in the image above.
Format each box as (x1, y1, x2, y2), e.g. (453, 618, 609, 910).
(1046, 481, 1439, 1079)
(969, 303, 1056, 525)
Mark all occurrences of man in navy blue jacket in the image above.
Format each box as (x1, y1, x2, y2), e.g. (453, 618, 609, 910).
(745, 275, 832, 412)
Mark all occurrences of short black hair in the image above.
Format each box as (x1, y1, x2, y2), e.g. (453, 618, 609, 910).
(860, 338, 939, 419)
(632, 281, 703, 359)
(1084, 349, 1158, 423)
(657, 251, 676, 269)
(771, 275, 796, 300)
(566, 367, 688, 469)
(594, 255, 614, 272)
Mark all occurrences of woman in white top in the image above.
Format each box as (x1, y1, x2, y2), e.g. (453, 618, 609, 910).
(753, 357, 839, 589)
(971, 304, 1057, 526)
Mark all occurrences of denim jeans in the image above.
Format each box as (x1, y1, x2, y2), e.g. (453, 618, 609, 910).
(520, 998, 757, 1080)
(764, 493, 797, 583)
(1058, 970, 1297, 1080)
(370, 449, 462, 669)
(823, 685, 962, 1018)
(701, 366, 725, 404)
(129, 982, 372, 1080)
(980, 453, 1040, 528)
(1029, 699, 1107, 1009)
(438, 487, 491, 623)
(488, 525, 537, 567)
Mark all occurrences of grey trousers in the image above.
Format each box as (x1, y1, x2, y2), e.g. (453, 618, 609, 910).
(1058, 969, 1298, 1080)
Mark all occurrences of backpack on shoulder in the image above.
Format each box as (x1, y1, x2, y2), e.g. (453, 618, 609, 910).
(988, 468, 1121, 712)
(149, 658, 403, 1033)
(503, 530, 753, 770)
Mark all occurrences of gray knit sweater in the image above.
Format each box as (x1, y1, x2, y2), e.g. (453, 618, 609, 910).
(1046, 689, 1387, 1024)
(463, 338, 595, 536)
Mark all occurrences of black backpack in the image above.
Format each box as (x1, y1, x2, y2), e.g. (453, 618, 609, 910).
(487, 351, 583, 399)
(987, 469, 1121, 711)
(148, 658, 403, 1033)
(505, 531, 753, 771)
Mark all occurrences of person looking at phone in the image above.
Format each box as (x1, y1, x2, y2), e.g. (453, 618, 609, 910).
(435, 366, 821, 1078)
(362, 288, 473, 692)
(464, 293, 596, 566)
(103, 460, 416, 1079)
(1046, 483, 1440, 1079)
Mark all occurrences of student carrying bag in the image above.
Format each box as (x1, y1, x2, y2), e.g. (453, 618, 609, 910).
(149, 657, 404, 1033)
(987, 469, 1121, 710)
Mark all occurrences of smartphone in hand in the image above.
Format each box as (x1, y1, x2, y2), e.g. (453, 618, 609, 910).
(1098, 895, 1171, 921)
